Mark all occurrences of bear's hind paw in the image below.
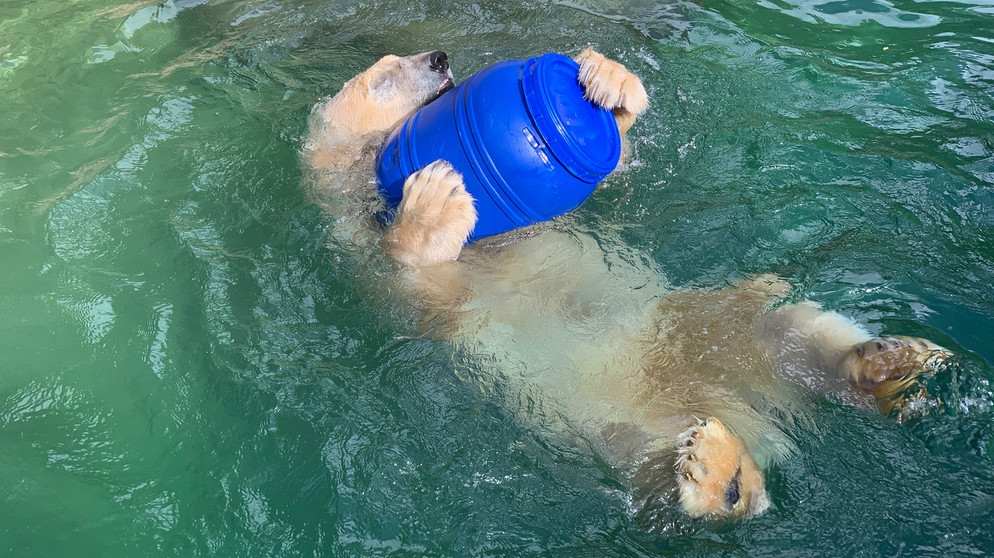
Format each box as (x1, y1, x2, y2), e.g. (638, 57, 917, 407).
(675, 417, 769, 519)
(841, 336, 952, 420)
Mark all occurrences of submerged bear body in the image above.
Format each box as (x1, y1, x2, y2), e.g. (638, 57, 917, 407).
(302, 49, 949, 520)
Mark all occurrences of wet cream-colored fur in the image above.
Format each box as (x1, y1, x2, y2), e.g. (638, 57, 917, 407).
(303, 49, 948, 521)
(303, 51, 455, 172)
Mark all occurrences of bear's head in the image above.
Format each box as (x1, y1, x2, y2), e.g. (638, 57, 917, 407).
(327, 50, 454, 135)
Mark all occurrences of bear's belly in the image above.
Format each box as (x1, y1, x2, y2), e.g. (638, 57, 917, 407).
(451, 231, 682, 448)
(449, 232, 800, 467)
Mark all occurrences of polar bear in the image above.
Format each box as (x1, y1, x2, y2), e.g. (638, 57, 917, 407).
(303, 49, 950, 519)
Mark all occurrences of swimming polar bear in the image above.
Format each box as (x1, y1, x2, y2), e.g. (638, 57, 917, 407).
(302, 49, 949, 519)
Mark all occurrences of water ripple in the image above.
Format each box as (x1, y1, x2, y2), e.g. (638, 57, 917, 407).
(756, 0, 942, 27)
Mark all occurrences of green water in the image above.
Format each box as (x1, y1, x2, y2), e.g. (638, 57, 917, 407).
(2, 0, 993, 555)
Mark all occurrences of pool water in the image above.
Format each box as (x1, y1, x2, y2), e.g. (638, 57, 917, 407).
(1, 0, 992, 555)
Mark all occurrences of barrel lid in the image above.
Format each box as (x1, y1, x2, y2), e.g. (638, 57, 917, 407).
(520, 53, 621, 183)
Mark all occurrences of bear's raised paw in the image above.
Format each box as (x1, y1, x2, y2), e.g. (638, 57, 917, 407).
(675, 417, 770, 519)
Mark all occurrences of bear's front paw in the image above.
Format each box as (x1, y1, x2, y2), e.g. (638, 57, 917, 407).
(675, 417, 770, 519)
(575, 47, 649, 117)
(384, 160, 477, 267)
(841, 336, 952, 420)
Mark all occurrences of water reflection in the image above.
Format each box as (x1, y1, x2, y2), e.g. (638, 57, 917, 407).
(756, 0, 940, 27)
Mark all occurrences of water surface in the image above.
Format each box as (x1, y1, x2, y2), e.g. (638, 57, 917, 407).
(1, 0, 993, 555)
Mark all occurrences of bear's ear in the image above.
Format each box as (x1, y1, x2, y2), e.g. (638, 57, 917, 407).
(369, 72, 398, 101)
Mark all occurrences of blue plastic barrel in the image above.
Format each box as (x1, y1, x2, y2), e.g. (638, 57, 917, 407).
(375, 52, 622, 241)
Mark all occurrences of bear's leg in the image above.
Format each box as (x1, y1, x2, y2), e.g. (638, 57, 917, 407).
(574, 48, 649, 137)
(839, 336, 951, 419)
(383, 160, 477, 268)
(675, 417, 770, 519)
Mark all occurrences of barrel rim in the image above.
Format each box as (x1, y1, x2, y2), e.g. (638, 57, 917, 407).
(520, 52, 622, 183)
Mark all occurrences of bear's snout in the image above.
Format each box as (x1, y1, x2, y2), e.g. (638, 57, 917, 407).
(429, 51, 449, 74)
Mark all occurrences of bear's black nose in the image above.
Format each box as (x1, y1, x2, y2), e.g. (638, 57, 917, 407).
(429, 51, 449, 73)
